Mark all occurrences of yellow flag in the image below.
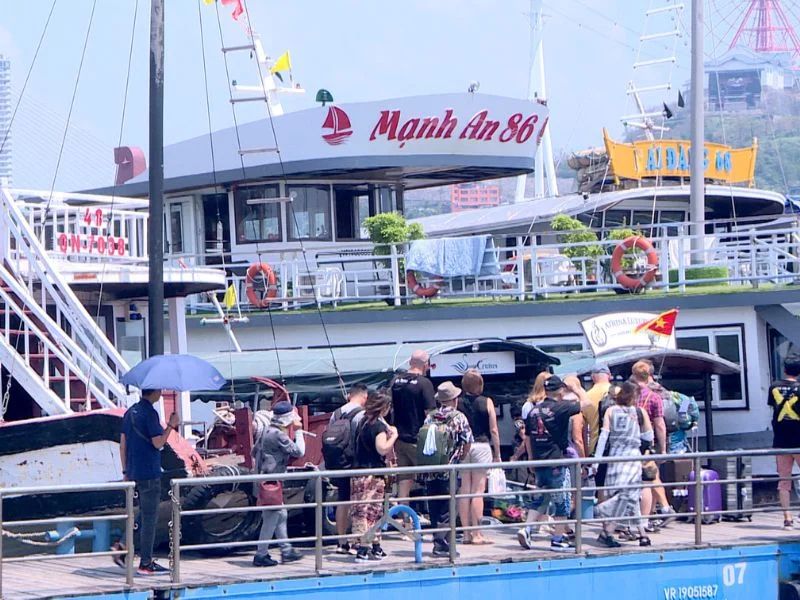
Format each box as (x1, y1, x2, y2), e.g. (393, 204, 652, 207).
(270, 51, 291, 74)
(223, 284, 237, 310)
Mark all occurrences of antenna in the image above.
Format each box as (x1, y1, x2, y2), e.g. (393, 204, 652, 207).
(515, 0, 557, 203)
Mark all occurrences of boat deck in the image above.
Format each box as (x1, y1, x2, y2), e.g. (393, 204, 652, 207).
(5, 512, 798, 599)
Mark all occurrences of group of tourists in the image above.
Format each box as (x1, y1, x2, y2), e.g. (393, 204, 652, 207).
(120, 349, 800, 571)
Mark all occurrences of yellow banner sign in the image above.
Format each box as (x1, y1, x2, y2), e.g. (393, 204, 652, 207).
(602, 129, 758, 186)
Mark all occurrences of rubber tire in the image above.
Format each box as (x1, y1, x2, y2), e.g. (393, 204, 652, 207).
(293, 478, 338, 546)
(181, 465, 262, 556)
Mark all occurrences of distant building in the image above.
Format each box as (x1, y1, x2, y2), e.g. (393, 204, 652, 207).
(0, 55, 10, 184)
(705, 47, 794, 111)
(450, 182, 501, 213)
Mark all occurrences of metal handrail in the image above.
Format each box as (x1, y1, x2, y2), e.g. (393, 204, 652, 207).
(168, 447, 800, 584)
(0, 481, 136, 595)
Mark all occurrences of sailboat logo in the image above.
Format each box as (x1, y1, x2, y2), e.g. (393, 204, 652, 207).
(321, 106, 353, 146)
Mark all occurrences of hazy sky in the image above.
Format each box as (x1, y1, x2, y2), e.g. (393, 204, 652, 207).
(0, 0, 743, 190)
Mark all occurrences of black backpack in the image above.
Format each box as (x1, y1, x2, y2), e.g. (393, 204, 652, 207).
(321, 407, 363, 470)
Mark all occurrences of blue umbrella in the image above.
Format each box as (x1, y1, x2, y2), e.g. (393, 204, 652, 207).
(121, 354, 227, 391)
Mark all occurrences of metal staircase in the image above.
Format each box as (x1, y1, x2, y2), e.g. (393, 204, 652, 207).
(0, 187, 131, 417)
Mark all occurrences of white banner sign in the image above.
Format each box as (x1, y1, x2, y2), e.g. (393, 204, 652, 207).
(430, 351, 516, 378)
(580, 312, 677, 356)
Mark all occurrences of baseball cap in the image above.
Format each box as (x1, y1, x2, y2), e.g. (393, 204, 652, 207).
(544, 375, 567, 392)
(591, 363, 611, 375)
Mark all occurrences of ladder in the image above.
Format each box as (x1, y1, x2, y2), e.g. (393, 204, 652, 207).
(0, 187, 132, 416)
(622, 1, 685, 140)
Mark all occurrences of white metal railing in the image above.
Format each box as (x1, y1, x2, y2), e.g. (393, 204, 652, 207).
(0, 188, 131, 415)
(184, 217, 800, 311)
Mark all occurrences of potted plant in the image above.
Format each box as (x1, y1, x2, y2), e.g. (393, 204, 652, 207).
(550, 214, 602, 287)
(363, 212, 424, 303)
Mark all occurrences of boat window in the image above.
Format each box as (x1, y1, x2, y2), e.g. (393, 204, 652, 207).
(378, 187, 395, 214)
(234, 185, 282, 243)
(288, 185, 332, 241)
(659, 210, 685, 223)
(334, 187, 371, 240)
(169, 204, 184, 254)
(677, 327, 747, 409)
(603, 210, 630, 229)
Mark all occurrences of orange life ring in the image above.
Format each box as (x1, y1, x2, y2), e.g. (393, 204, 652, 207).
(245, 262, 278, 307)
(405, 270, 439, 298)
(611, 236, 659, 291)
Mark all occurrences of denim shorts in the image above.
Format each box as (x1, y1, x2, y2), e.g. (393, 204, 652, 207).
(530, 466, 570, 518)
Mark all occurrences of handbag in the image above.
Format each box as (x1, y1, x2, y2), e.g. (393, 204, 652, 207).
(257, 481, 284, 506)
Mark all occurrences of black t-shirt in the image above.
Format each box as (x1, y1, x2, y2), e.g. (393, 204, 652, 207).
(769, 379, 800, 448)
(458, 394, 490, 443)
(353, 418, 391, 469)
(525, 397, 580, 460)
(390, 373, 436, 443)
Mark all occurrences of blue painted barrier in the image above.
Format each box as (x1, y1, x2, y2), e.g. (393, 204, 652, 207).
(383, 504, 423, 564)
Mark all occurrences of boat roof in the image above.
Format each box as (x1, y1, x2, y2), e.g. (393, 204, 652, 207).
(90, 93, 548, 196)
(553, 348, 741, 377)
(412, 184, 787, 237)
(198, 338, 559, 393)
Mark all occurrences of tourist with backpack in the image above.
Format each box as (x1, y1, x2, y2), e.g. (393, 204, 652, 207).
(457, 369, 499, 546)
(768, 353, 800, 529)
(419, 381, 473, 556)
(322, 383, 368, 555)
(663, 390, 700, 454)
(350, 391, 398, 562)
(517, 375, 581, 553)
(592, 382, 654, 548)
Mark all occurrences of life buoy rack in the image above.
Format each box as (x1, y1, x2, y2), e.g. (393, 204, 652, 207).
(405, 270, 439, 298)
(611, 236, 659, 291)
(245, 262, 278, 307)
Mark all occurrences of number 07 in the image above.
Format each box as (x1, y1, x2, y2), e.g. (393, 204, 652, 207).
(723, 562, 747, 586)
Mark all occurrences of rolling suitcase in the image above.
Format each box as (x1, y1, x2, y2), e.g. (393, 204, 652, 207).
(687, 468, 722, 524)
(721, 455, 753, 522)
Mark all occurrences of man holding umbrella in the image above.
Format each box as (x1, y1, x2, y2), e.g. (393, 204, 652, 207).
(120, 389, 179, 575)
(119, 353, 225, 575)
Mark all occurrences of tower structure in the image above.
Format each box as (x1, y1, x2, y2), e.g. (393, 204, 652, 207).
(729, 0, 800, 60)
(0, 55, 11, 185)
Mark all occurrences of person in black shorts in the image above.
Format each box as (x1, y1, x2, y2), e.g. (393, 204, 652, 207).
(390, 349, 436, 503)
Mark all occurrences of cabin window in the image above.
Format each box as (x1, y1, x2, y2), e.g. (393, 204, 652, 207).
(234, 185, 282, 243)
(603, 210, 630, 229)
(378, 187, 395, 214)
(287, 185, 332, 241)
(676, 326, 747, 409)
(334, 186, 371, 240)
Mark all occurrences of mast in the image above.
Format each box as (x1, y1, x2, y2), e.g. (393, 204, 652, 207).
(690, 0, 705, 261)
(148, 0, 165, 356)
(515, 0, 557, 204)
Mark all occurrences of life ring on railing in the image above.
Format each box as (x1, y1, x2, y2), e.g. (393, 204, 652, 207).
(611, 236, 659, 291)
(405, 270, 439, 298)
(245, 262, 278, 307)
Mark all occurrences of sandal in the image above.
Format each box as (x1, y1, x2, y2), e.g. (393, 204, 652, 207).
(470, 535, 494, 545)
(617, 528, 638, 541)
(598, 532, 621, 548)
(639, 536, 652, 547)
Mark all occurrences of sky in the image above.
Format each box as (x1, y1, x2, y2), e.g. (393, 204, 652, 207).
(0, 0, 745, 190)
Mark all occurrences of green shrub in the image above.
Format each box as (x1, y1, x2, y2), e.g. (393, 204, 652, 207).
(550, 214, 602, 270)
(668, 266, 729, 285)
(363, 212, 425, 257)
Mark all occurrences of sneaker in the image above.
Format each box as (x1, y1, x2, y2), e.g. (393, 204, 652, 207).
(252, 554, 278, 567)
(644, 522, 661, 534)
(784, 519, 794, 530)
(517, 527, 533, 550)
(281, 548, 302, 563)
(432, 540, 457, 557)
(137, 560, 169, 575)
(550, 537, 576, 554)
(656, 506, 677, 527)
(371, 545, 388, 560)
(598, 532, 621, 548)
(336, 542, 356, 555)
(355, 546, 381, 563)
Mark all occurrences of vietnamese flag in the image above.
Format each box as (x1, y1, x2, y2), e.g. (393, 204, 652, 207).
(633, 309, 679, 337)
